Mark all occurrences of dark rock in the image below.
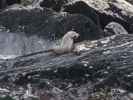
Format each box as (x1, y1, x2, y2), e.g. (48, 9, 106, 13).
(0, 8, 60, 39)
(62, 0, 133, 33)
(0, 8, 103, 40)
(63, 1, 101, 27)
(40, 0, 67, 12)
(26, 0, 133, 33)
(0, 0, 6, 9)
(0, 0, 133, 100)
(6, 0, 21, 5)
(0, 34, 133, 99)
(0, 0, 21, 9)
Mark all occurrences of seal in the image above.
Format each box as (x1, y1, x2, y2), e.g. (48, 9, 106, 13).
(49, 30, 80, 54)
(19, 31, 80, 57)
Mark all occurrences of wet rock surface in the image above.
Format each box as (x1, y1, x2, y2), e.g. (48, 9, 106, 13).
(0, 0, 133, 100)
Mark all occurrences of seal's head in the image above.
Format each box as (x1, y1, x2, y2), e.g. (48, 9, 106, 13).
(66, 31, 80, 40)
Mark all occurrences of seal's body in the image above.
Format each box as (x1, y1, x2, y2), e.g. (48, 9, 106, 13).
(47, 31, 79, 54)
(19, 31, 80, 57)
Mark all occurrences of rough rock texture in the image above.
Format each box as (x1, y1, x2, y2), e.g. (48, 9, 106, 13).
(0, 8, 103, 39)
(0, 0, 133, 100)
(0, 8, 103, 56)
(1, 34, 133, 100)
(62, 0, 133, 33)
